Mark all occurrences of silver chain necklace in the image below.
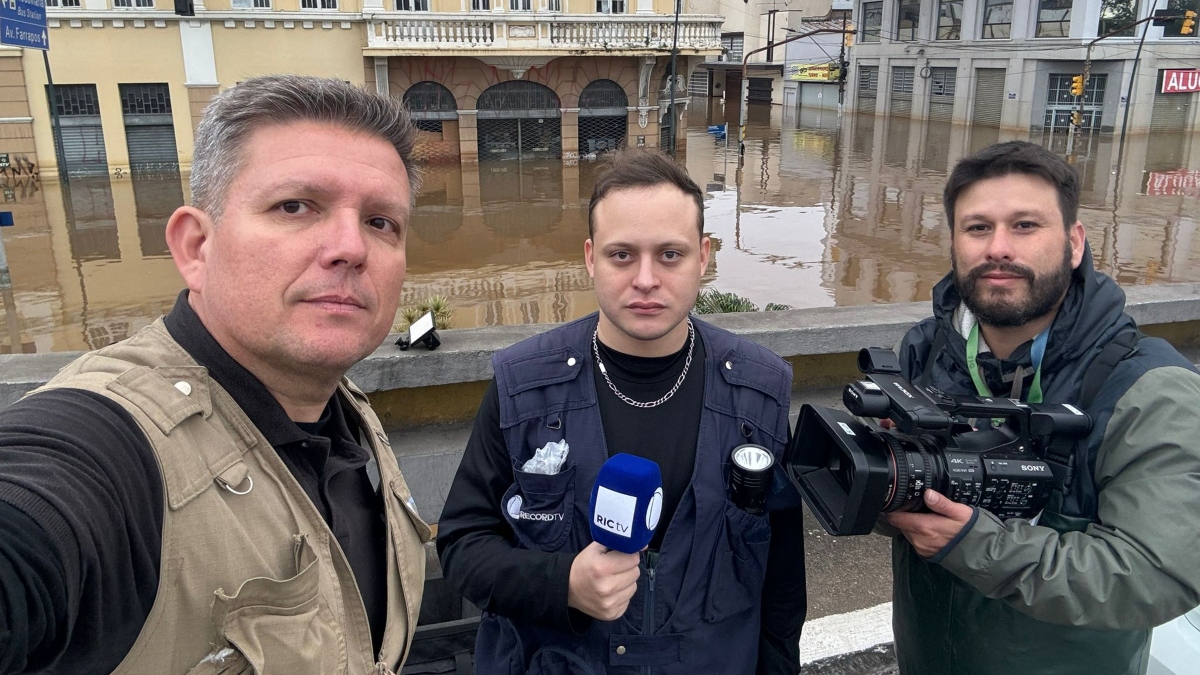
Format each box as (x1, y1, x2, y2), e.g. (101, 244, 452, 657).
(592, 318, 694, 409)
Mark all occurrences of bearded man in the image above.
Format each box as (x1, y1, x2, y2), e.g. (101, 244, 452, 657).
(886, 141, 1200, 675)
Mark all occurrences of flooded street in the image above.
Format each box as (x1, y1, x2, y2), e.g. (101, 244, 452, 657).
(1, 100, 1198, 353)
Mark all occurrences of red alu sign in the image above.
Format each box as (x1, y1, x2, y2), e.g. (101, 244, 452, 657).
(1161, 69, 1200, 94)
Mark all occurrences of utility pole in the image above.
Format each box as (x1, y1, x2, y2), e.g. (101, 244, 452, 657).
(766, 9, 777, 63)
(1115, 1, 1161, 193)
(668, 0, 681, 157)
(739, 27, 854, 166)
(837, 10, 848, 114)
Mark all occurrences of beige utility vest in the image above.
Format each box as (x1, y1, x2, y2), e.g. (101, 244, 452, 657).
(34, 319, 430, 674)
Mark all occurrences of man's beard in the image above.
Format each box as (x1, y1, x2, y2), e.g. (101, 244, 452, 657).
(954, 244, 1073, 328)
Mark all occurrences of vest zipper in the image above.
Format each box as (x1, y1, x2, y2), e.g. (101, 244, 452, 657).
(642, 550, 659, 675)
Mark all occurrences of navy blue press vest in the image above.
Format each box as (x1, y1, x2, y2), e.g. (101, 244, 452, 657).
(475, 313, 793, 675)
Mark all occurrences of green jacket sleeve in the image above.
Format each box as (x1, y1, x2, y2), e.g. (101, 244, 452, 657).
(936, 365, 1200, 630)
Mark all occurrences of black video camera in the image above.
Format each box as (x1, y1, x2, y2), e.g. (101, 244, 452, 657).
(784, 348, 1092, 536)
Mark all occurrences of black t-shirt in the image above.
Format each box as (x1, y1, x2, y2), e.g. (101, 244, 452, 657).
(592, 329, 704, 550)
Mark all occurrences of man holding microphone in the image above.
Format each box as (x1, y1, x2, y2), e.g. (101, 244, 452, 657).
(437, 151, 806, 674)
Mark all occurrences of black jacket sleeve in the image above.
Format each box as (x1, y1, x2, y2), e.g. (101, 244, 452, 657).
(436, 380, 579, 630)
(0, 389, 163, 674)
(756, 504, 807, 675)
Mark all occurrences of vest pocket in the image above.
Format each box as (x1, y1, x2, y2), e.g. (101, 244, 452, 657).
(502, 463, 576, 552)
(528, 645, 602, 675)
(702, 503, 771, 623)
(390, 477, 434, 544)
(204, 535, 346, 674)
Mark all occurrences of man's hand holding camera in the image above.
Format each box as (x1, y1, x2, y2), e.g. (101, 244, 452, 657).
(886, 490, 975, 559)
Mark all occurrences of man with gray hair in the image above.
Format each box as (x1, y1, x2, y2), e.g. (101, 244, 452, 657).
(0, 75, 429, 673)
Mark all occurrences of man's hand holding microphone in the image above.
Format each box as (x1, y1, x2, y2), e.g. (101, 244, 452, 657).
(568, 454, 663, 621)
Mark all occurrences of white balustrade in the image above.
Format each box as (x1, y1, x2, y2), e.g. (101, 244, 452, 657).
(366, 12, 721, 51)
(373, 16, 497, 46)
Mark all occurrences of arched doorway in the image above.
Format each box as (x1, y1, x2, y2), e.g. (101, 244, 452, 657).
(578, 79, 628, 156)
(477, 81, 561, 161)
(403, 81, 460, 163)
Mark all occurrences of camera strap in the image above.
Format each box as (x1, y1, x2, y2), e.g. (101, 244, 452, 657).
(967, 324, 1049, 404)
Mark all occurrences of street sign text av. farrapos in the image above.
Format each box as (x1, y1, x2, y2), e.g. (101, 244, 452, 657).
(0, 0, 49, 51)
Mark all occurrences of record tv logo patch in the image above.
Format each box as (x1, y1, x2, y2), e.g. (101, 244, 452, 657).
(506, 495, 565, 522)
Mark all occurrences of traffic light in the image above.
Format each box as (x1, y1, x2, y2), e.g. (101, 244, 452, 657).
(1070, 75, 1085, 97)
(1071, 111, 1083, 127)
(1183, 10, 1196, 35)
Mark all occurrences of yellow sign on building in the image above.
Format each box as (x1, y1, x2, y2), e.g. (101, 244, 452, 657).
(787, 63, 841, 82)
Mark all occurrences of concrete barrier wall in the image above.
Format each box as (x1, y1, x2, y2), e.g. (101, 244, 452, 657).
(5, 282, 1200, 425)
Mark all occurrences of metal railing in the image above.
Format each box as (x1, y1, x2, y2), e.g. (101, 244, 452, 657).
(365, 12, 722, 51)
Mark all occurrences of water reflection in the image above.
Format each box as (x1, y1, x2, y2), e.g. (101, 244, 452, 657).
(1, 103, 1199, 353)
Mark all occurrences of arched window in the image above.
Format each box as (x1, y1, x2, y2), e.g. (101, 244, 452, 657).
(477, 81, 561, 117)
(403, 82, 458, 132)
(579, 79, 628, 115)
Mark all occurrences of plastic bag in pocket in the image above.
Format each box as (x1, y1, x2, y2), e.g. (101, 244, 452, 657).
(502, 462, 576, 551)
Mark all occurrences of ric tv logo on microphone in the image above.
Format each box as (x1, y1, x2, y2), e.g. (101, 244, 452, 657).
(593, 485, 663, 537)
(592, 486, 636, 536)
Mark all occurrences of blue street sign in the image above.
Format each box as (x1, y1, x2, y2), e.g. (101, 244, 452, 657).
(0, 0, 48, 51)
(0, 212, 14, 226)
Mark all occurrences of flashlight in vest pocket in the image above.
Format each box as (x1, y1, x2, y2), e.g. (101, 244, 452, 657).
(730, 444, 774, 515)
(589, 454, 663, 553)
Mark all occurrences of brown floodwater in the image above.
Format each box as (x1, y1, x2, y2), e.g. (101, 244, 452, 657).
(1, 100, 1198, 353)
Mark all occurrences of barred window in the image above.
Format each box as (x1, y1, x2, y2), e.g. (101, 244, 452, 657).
(858, 66, 879, 93)
(300, 0, 338, 8)
(49, 84, 102, 117)
(721, 33, 744, 62)
(930, 67, 956, 97)
(396, 0, 430, 8)
(119, 83, 173, 115)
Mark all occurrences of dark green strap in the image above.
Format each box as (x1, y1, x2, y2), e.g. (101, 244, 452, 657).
(919, 327, 948, 389)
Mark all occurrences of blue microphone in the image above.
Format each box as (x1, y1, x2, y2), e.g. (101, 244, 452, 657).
(589, 454, 663, 554)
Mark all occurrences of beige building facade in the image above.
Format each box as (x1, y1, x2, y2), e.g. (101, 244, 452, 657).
(0, 0, 724, 178)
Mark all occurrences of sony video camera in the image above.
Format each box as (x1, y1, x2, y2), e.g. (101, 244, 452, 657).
(784, 348, 1092, 536)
